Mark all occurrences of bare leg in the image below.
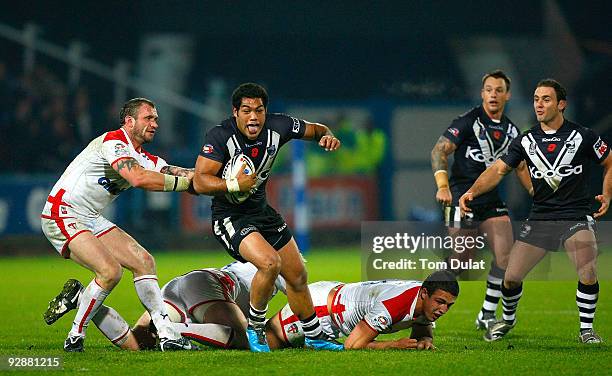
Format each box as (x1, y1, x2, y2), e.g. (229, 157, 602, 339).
(476, 216, 513, 326)
(98, 228, 179, 341)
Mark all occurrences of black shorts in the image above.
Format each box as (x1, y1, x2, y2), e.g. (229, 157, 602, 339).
(212, 205, 293, 262)
(517, 216, 596, 251)
(445, 201, 508, 229)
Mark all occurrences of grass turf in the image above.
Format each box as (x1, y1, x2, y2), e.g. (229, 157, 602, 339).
(0, 248, 609, 375)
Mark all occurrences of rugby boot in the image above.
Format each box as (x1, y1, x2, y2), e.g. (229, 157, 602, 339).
(483, 320, 515, 342)
(246, 325, 270, 352)
(475, 312, 497, 330)
(63, 335, 84, 352)
(305, 333, 344, 351)
(44, 279, 83, 325)
(159, 336, 199, 351)
(579, 329, 603, 344)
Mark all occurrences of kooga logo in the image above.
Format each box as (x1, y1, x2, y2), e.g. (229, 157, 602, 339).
(465, 146, 496, 164)
(529, 164, 582, 178)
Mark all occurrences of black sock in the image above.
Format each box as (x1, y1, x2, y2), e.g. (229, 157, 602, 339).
(576, 281, 599, 333)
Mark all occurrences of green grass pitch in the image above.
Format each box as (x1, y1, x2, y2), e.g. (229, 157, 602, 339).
(0, 247, 609, 375)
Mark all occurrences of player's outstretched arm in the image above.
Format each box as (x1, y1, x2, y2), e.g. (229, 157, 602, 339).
(192, 156, 255, 195)
(343, 320, 415, 350)
(302, 122, 341, 151)
(515, 161, 534, 196)
(112, 158, 190, 192)
(459, 159, 513, 212)
(431, 136, 457, 206)
(160, 165, 195, 179)
(594, 153, 612, 218)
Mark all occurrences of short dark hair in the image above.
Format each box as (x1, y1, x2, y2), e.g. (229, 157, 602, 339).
(536, 78, 567, 101)
(422, 270, 459, 297)
(482, 69, 511, 92)
(231, 83, 269, 110)
(120, 98, 155, 125)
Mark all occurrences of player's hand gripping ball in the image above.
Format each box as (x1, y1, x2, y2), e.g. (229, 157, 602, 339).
(222, 154, 256, 204)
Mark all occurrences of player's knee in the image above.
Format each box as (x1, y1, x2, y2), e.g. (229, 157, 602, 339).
(98, 261, 123, 288)
(259, 253, 282, 277)
(139, 250, 157, 274)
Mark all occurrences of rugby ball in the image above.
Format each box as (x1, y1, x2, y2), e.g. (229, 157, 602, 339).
(222, 154, 255, 204)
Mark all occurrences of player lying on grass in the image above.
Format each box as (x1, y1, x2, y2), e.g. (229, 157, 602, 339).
(44, 262, 286, 350)
(265, 270, 458, 350)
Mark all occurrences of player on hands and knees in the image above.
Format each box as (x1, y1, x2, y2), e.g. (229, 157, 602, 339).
(192, 83, 343, 352)
(266, 271, 458, 350)
(459, 79, 611, 343)
(41, 98, 196, 352)
(44, 261, 287, 350)
(431, 70, 532, 331)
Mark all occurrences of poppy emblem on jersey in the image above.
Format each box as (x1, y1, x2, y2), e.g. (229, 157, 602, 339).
(448, 128, 459, 137)
(251, 148, 259, 158)
(267, 145, 277, 156)
(202, 144, 214, 154)
(493, 130, 502, 140)
(547, 144, 557, 152)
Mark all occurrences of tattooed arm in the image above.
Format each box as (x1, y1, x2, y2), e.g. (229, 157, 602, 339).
(112, 158, 190, 192)
(160, 165, 195, 179)
(430, 136, 457, 205)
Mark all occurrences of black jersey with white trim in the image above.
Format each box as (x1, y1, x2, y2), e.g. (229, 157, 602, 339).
(502, 120, 610, 220)
(200, 113, 306, 216)
(443, 106, 519, 205)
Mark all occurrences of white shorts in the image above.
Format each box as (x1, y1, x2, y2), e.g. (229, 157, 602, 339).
(161, 269, 238, 324)
(277, 281, 342, 347)
(41, 203, 116, 258)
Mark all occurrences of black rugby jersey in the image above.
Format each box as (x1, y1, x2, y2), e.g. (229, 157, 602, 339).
(200, 113, 306, 216)
(502, 120, 610, 220)
(443, 106, 519, 205)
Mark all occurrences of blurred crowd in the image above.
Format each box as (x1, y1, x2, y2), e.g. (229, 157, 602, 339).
(0, 58, 387, 177)
(0, 60, 115, 174)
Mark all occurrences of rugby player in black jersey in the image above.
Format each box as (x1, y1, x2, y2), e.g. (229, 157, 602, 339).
(191, 83, 343, 352)
(431, 70, 532, 330)
(460, 79, 611, 343)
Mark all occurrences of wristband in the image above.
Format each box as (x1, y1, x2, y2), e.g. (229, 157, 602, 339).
(163, 174, 191, 192)
(434, 170, 449, 189)
(226, 178, 240, 193)
(174, 176, 190, 192)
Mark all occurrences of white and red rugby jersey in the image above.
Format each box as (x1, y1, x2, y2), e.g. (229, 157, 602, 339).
(329, 280, 426, 336)
(42, 128, 167, 219)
